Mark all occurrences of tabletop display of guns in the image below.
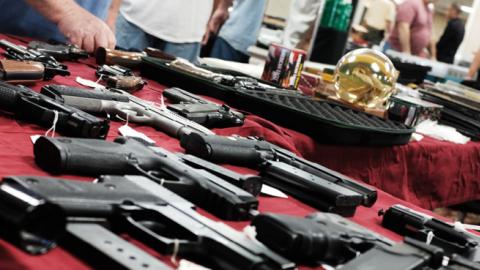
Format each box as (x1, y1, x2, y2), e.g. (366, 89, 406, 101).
(40, 84, 213, 139)
(0, 39, 70, 79)
(0, 175, 295, 270)
(0, 81, 109, 138)
(379, 204, 480, 262)
(96, 64, 146, 92)
(163, 87, 244, 128)
(27, 40, 89, 61)
(0, 176, 173, 270)
(180, 132, 377, 216)
(33, 136, 260, 220)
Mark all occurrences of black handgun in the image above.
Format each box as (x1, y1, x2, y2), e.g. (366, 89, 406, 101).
(0, 175, 295, 270)
(252, 213, 480, 269)
(0, 81, 109, 138)
(0, 39, 70, 79)
(252, 212, 393, 265)
(163, 87, 244, 128)
(33, 136, 259, 220)
(340, 237, 445, 270)
(96, 64, 146, 92)
(0, 176, 172, 270)
(379, 204, 480, 262)
(27, 40, 89, 61)
(180, 132, 377, 216)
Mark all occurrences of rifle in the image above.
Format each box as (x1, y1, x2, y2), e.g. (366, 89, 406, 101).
(96, 64, 146, 92)
(180, 132, 377, 216)
(0, 175, 295, 270)
(40, 84, 213, 139)
(33, 136, 259, 220)
(0, 81, 109, 138)
(0, 39, 70, 79)
(27, 40, 89, 61)
(379, 204, 480, 262)
(0, 175, 169, 270)
(163, 87, 244, 128)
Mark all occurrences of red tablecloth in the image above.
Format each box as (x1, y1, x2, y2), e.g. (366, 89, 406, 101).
(0, 35, 472, 270)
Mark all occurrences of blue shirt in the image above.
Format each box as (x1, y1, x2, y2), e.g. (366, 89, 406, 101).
(0, 0, 111, 42)
(218, 0, 266, 54)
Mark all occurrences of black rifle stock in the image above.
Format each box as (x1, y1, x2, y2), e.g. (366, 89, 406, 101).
(0, 81, 109, 138)
(180, 132, 377, 216)
(40, 84, 214, 138)
(163, 87, 244, 128)
(1, 175, 295, 270)
(33, 136, 258, 220)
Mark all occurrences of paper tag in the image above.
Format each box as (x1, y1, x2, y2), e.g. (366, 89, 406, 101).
(242, 225, 257, 240)
(30, 135, 41, 144)
(261, 185, 288, 198)
(177, 259, 211, 270)
(75, 76, 106, 89)
(118, 125, 155, 145)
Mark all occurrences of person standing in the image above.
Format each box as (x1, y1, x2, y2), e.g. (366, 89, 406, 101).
(362, 0, 396, 45)
(435, 3, 465, 64)
(0, 0, 116, 52)
(209, 0, 267, 63)
(388, 0, 434, 57)
(282, 0, 323, 50)
(109, 0, 231, 63)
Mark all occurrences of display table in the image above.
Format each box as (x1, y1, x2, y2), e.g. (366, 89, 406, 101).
(0, 35, 472, 269)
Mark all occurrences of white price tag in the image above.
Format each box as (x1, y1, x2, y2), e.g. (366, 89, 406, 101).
(30, 135, 41, 144)
(177, 259, 211, 270)
(118, 125, 156, 145)
(261, 185, 288, 198)
(75, 76, 106, 89)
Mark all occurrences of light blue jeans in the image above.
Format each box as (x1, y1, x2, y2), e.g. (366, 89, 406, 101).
(115, 13, 201, 63)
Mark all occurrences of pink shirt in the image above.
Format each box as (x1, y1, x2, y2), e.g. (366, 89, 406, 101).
(389, 0, 433, 56)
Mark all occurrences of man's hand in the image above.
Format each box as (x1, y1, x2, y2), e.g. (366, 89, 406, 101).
(202, 0, 232, 44)
(57, 7, 116, 53)
(25, 0, 116, 53)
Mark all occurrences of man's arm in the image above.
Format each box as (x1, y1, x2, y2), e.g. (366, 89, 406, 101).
(467, 50, 480, 79)
(106, 0, 121, 32)
(202, 0, 233, 44)
(24, 0, 116, 53)
(397, 22, 411, 54)
(430, 39, 436, 60)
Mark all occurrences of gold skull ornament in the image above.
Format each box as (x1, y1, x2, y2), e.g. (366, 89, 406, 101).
(334, 49, 398, 110)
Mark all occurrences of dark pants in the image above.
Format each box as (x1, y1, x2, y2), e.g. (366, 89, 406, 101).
(363, 26, 385, 45)
(210, 37, 250, 63)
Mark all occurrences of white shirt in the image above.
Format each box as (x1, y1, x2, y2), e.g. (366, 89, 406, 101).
(364, 0, 396, 30)
(120, 0, 214, 43)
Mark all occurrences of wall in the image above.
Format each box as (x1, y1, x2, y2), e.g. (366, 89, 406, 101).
(265, 0, 292, 19)
(457, 0, 480, 61)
